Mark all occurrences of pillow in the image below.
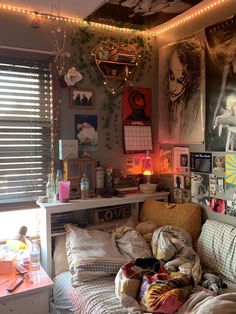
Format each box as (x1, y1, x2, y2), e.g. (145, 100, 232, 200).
(53, 234, 69, 276)
(65, 224, 126, 286)
(112, 226, 152, 259)
(140, 200, 201, 245)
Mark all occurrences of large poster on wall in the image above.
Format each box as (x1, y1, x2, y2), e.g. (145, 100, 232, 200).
(159, 35, 205, 144)
(205, 16, 236, 152)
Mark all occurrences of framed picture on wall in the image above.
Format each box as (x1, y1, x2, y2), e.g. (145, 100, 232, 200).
(70, 88, 94, 109)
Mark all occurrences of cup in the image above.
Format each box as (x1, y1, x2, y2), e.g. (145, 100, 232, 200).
(58, 181, 70, 203)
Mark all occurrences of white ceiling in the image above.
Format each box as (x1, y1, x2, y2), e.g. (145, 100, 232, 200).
(2, 0, 106, 19)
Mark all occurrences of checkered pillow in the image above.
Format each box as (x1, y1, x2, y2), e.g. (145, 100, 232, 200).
(196, 220, 236, 282)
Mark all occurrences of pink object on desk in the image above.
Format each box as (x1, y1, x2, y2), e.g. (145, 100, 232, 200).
(58, 181, 70, 203)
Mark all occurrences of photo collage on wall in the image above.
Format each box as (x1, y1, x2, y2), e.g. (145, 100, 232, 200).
(158, 16, 236, 216)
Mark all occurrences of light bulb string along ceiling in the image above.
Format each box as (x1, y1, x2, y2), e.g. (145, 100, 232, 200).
(0, 0, 226, 37)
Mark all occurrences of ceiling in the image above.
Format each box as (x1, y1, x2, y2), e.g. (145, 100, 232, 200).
(2, 0, 204, 30)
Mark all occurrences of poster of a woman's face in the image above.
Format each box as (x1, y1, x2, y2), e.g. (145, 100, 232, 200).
(159, 35, 205, 144)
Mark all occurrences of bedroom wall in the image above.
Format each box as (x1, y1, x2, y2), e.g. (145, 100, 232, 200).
(0, 10, 155, 172)
(155, 0, 236, 226)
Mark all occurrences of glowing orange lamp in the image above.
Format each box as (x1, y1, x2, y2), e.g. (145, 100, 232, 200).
(142, 151, 153, 184)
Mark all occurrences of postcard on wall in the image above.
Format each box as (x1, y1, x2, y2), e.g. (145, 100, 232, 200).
(184, 175, 191, 190)
(225, 154, 236, 200)
(209, 197, 226, 214)
(212, 154, 225, 173)
(216, 177, 225, 194)
(209, 174, 216, 197)
(126, 156, 143, 175)
(174, 175, 184, 189)
(191, 172, 210, 206)
(74, 114, 98, 149)
(159, 145, 172, 173)
(173, 146, 189, 175)
(174, 189, 183, 204)
(183, 190, 191, 203)
(226, 200, 236, 217)
(190, 152, 212, 173)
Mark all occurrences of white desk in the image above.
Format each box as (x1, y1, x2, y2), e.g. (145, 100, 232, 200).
(38, 191, 169, 277)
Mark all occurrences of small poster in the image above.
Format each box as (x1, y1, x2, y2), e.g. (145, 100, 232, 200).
(191, 173, 209, 206)
(225, 154, 236, 200)
(174, 189, 183, 203)
(190, 152, 212, 173)
(74, 114, 98, 149)
(173, 146, 189, 175)
(184, 175, 191, 190)
(212, 155, 225, 173)
(216, 177, 225, 194)
(160, 145, 172, 173)
(183, 190, 191, 203)
(209, 197, 226, 214)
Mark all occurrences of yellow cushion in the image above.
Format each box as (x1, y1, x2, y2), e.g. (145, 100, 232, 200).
(140, 200, 201, 246)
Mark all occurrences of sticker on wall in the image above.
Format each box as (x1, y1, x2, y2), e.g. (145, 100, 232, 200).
(190, 152, 212, 173)
(209, 197, 226, 214)
(191, 172, 209, 206)
(226, 200, 236, 217)
(159, 145, 172, 173)
(159, 35, 205, 144)
(205, 16, 236, 152)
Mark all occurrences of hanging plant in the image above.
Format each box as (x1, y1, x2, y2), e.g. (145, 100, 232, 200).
(67, 26, 153, 149)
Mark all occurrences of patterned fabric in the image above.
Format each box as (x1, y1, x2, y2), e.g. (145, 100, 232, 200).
(196, 220, 236, 283)
(53, 271, 129, 314)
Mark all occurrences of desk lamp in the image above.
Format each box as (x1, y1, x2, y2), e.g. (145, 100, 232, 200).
(142, 151, 153, 184)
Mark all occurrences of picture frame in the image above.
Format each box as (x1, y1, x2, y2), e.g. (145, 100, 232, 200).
(70, 88, 95, 109)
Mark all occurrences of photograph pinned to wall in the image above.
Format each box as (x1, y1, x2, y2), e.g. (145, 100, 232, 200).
(174, 175, 184, 189)
(226, 200, 236, 217)
(122, 86, 152, 123)
(209, 174, 216, 197)
(70, 88, 94, 109)
(205, 16, 236, 151)
(225, 154, 236, 200)
(212, 154, 225, 173)
(183, 190, 191, 203)
(191, 172, 209, 206)
(159, 145, 172, 173)
(190, 152, 212, 173)
(184, 175, 191, 190)
(174, 189, 183, 204)
(173, 146, 189, 174)
(75, 114, 98, 149)
(216, 177, 225, 194)
(159, 35, 205, 144)
(209, 197, 226, 214)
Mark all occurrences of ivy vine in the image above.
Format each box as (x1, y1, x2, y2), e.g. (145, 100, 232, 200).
(67, 26, 153, 149)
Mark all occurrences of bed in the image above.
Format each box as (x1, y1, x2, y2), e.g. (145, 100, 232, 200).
(51, 200, 236, 314)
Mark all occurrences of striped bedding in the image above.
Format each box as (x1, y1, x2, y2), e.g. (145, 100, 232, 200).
(53, 271, 129, 314)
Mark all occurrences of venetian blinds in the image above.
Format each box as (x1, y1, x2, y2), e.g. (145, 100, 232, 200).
(0, 58, 53, 203)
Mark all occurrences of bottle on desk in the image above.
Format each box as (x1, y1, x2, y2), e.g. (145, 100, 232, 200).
(46, 173, 55, 202)
(95, 161, 104, 197)
(30, 239, 40, 270)
(80, 172, 89, 200)
(54, 168, 63, 200)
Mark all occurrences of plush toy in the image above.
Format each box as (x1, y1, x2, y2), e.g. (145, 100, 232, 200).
(201, 272, 227, 294)
(135, 221, 157, 243)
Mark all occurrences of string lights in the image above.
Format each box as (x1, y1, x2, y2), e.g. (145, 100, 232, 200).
(0, 0, 226, 37)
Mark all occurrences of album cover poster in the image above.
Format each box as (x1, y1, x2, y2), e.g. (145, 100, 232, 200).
(190, 152, 212, 173)
(191, 172, 210, 206)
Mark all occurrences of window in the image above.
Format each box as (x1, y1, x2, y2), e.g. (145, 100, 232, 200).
(0, 58, 53, 204)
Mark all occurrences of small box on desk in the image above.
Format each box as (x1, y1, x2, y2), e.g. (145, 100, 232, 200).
(59, 139, 78, 160)
(0, 258, 15, 275)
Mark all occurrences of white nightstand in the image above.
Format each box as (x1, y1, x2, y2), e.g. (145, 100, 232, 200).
(0, 266, 53, 314)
